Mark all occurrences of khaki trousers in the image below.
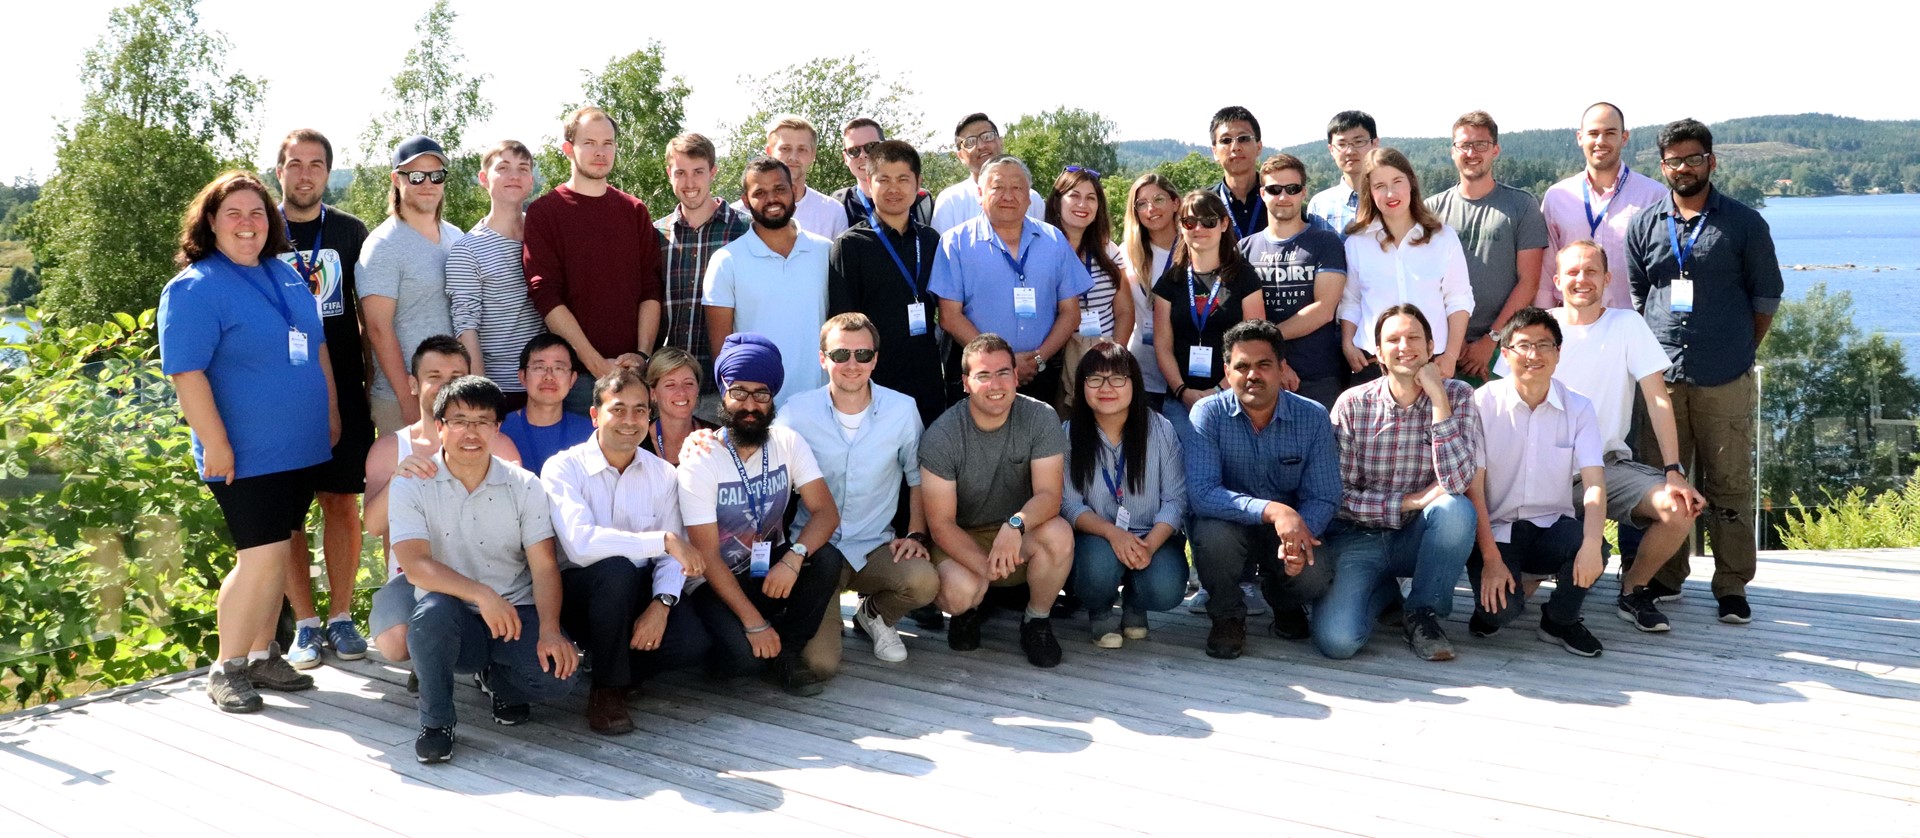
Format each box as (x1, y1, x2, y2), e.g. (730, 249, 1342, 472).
(802, 543, 939, 677)
(1644, 371, 1758, 598)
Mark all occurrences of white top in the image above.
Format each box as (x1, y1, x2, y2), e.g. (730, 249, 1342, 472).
(702, 227, 832, 404)
(930, 176, 1046, 234)
(732, 186, 847, 241)
(1339, 221, 1474, 355)
(1474, 378, 1604, 542)
(1500, 307, 1671, 458)
(676, 426, 825, 575)
(1123, 241, 1174, 394)
(539, 434, 688, 597)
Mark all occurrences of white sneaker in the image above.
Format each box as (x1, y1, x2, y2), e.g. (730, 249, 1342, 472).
(854, 599, 908, 663)
(1242, 582, 1270, 617)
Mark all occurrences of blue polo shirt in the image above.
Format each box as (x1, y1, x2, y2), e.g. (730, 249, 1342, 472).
(1625, 187, 1783, 387)
(776, 383, 923, 569)
(929, 216, 1094, 353)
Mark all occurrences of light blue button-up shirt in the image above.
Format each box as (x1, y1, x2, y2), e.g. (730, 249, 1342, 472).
(929, 216, 1094, 353)
(776, 383, 924, 569)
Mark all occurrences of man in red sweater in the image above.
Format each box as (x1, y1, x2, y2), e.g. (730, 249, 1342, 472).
(524, 106, 665, 415)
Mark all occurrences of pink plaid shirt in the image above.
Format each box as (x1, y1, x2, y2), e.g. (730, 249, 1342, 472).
(1330, 377, 1485, 529)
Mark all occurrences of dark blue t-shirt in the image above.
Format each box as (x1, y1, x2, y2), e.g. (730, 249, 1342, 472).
(159, 251, 332, 480)
(1238, 227, 1348, 381)
(500, 409, 594, 475)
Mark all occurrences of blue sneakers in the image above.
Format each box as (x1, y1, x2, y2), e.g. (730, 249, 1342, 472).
(327, 620, 369, 660)
(287, 625, 324, 670)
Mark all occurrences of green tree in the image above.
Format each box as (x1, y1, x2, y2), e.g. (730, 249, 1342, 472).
(22, 0, 261, 324)
(534, 42, 690, 210)
(1154, 151, 1221, 195)
(340, 0, 491, 230)
(1003, 107, 1119, 193)
(717, 54, 926, 201)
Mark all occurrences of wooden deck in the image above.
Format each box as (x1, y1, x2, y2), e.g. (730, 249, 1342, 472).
(3, 548, 1918, 837)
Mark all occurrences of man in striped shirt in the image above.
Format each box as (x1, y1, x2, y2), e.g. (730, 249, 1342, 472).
(1316, 303, 1484, 662)
(448, 140, 546, 411)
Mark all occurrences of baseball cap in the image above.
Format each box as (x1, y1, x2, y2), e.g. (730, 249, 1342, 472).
(392, 135, 449, 169)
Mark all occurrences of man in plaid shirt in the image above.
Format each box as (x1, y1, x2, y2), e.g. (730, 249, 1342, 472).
(1316, 303, 1483, 661)
(655, 133, 750, 418)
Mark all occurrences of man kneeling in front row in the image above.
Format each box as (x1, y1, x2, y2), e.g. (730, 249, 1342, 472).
(390, 376, 577, 764)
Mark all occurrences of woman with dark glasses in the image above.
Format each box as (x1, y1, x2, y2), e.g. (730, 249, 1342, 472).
(1045, 166, 1132, 411)
(1151, 191, 1263, 440)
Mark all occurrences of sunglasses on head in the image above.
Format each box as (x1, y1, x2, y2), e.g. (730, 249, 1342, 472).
(1262, 183, 1305, 196)
(1065, 165, 1102, 179)
(1179, 215, 1224, 231)
(826, 348, 877, 363)
(399, 170, 449, 185)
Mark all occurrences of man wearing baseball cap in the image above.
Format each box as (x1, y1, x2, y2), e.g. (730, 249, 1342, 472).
(358, 135, 463, 433)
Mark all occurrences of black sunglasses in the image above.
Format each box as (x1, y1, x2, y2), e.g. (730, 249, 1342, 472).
(1262, 183, 1305, 196)
(399, 170, 449, 185)
(844, 141, 878, 158)
(1180, 215, 1224, 231)
(826, 348, 877, 363)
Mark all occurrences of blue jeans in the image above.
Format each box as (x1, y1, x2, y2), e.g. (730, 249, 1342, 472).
(409, 593, 578, 729)
(1072, 533, 1189, 620)
(1160, 397, 1196, 449)
(1311, 494, 1475, 659)
(1468, 516, 1600, 627)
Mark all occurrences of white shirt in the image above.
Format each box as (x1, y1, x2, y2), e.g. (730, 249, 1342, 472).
(931, 176, 1046, 234)
(702, 227, 832, 404)
(1123, 241, 1175, 394)
(1500, 307, 1670, 458)
(1474, 378, 1604, 542)
(732, 186, 847, 241)
(540, 435, 688, 597)
(676, 426, 825, 575)
(1339, 221, 1475, 356)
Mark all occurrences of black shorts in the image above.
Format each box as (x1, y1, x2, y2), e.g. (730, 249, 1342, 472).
(312, 423, 375, 494)
(207, 465, 320, 550)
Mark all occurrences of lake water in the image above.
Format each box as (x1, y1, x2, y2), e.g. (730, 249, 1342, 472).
(1761, 193, 1920, 370)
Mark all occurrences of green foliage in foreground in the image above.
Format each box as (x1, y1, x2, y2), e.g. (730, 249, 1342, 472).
(1779, 470, 1920, 550)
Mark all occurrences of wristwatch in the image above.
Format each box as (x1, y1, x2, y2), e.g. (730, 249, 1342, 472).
(788, 542, 811, 560)
(1664, 463, 1686, 477)
(1007, 513, 1026, 534)
(654, 593, 679, 608)
(906, 531, 931, 546)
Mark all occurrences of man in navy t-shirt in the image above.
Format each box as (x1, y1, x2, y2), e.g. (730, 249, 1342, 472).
(1238, 154, 1348, 409)
(500, 334, 594, 474)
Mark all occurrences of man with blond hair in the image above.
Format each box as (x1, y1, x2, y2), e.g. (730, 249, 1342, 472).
(735, 114, 847, 239)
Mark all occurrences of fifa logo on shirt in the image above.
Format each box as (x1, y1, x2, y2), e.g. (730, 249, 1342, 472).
(279, 249, 346, 319)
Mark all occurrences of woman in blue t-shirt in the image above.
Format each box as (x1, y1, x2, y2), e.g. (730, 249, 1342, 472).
(158, 171, 339, 714)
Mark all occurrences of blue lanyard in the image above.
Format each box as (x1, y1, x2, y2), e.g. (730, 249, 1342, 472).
(222, 252, 297, 332)
(1080, 252, 1097, 305)
(1666, 210, 1708, 277)
(869, 209, 922, 296)
(1187, 267, 1226, 333)
(652, 419, 668, 460)
(1221, 182, 1259, 239)
(993, 225, 1032, 283)
(280, 204, 325, 284)
(1099, 444, 1126, 503)
(724, 431, 771, 530)
(1579, 166, 1627, 237)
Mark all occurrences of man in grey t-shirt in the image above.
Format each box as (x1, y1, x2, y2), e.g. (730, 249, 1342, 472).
(919, 334, 1073, 668)
(1424, 111, 1549, 380)
(359, 135, 465, 434)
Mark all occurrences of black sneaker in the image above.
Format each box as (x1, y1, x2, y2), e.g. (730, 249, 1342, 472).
(1403, 608, 1456, 661)
(907, 603, 946, 632)
(478, 669, 530, 726)
(206, 663, 263, 714)
(1019, 617, 1063, 668)
(1269, 606, 1310, 640)
(1467, 611, 1501, 638)
(406, 672, 419, 694)
(948, 608, 985, 652)
(1206, 617, 1246, 660)
(1617, 588, 1672, 632)
(768, 655, 826, 697)
(1644, 579, 1684, 603)
(1717, 595, 1752, 624)
(415, 726, 455, 764)
(1538, 617, 1603, 657)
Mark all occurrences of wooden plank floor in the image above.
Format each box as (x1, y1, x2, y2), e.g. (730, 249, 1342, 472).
(4, 548, 1918, 837)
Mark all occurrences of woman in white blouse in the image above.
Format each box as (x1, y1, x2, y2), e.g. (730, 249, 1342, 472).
(1120, 174, 1182, 406)
(1338, 148, 1473, 379)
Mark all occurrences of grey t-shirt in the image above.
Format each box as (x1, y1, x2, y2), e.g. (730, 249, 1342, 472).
(357, 216, 463, 400)
(919, 395, 1068, 529)
(1425, 182, 1549, 340)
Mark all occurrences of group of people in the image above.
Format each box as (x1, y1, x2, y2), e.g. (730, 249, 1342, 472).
(155, 98, 1780, 766)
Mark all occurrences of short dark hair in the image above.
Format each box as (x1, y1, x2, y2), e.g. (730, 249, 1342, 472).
(592, 366, 650, 409)
(1658, 118, 1714, 154)
(175, 170, 292, 268)
(411, 334, 469, 376)
(1498, 306, 1562, 348)
(1374, 303, 1435, 348)
(276, 128, 333, 170)
(867, 139, 921, 178)
(742, 155, 792, 190)
(518, 333, 577, 371)
(843, 117, 883, 139)
(1259, 153, 1308, 185)
(434, 375, 504, 422)
(1453, 110, 1499, 144)
(1327, 110, 1378, 143)
(1222, 319, 1286, 363)
(954, 112, 996, 137)
(481, 139, 534, 171)
(1210, 106, 1261, 142)
(961, 333, 1014, 376)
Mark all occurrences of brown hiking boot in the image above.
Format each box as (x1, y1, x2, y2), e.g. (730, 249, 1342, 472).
(587, 686, 634, 735)
(1206, 617, 1247, 659)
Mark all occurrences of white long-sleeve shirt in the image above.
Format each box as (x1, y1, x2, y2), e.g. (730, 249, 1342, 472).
(540, 435, 688, 597)
(1338, 220, 1474, 355)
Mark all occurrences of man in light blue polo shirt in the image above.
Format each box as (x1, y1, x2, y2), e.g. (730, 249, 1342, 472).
(703, 156, 831, 406)
(779, 312, 937, 674)
(931, 154, 1093, 403)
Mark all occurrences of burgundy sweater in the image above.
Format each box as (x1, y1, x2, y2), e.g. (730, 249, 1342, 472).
(523, 185, 663, 359)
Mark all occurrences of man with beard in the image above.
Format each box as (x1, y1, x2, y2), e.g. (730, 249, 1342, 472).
(525, 107, 664, 415)
(1426, 111, 1550, 381)
(703, 157, 831, 407)
(676, 334, 846, 695)
(655, 133, 750, 416)
(273, 128, 376, 670)
(1239, 154, 1347, 409)
(1625, 118, 1782, 625)
(359, 135, 463, 433)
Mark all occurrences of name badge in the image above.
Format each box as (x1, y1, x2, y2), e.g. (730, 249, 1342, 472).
(906, 302, 928, 336)
(750, 541, 772, 578)
(1141, 323, 1154, 347)
(1187, 345, 1214, 379)
(1670, 278, 1694, 314)
(1013, 286, 1038, 318)
(288, 329, 310, 365)
(1113, 506, 1132, 533)
(1078, 309, 1102, 337)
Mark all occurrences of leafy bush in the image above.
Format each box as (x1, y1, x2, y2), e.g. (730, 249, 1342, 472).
(1779, 470, 1920, 550)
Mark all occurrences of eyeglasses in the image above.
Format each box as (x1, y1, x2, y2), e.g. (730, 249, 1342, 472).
(1660, 153, 1713, 170)
(1133, 194, 1171, 212)
(525, 363, 571, 377)
(398, 169, 449, 185)
(957, 130, 1000, 151)
(1180, 215, 1224, 231)
(1065, 165, 1102, 179)
(843, 141, 878, 158)
(724, 387, 774, 404)
(442, 417, 496, 432)
(825, 348, 876, 363)
(1504, 341, 1560, 355)
(1451, 141, 1495, 153)
(1331, 138, 1374, 152)
(1262, 183, 1305, 197)
(1215, 134, 1257, 147)
(968, 369, 1015, 385)
(1083, 374, 1132, 390)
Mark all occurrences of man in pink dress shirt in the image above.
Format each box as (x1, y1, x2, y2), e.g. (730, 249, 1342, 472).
(1536, 102, 1669, 309)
